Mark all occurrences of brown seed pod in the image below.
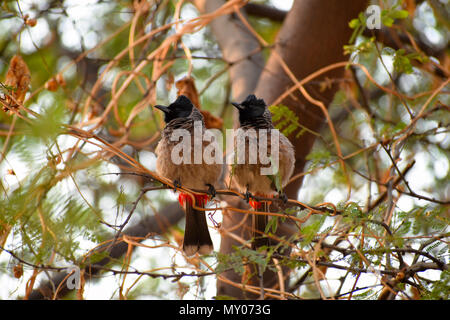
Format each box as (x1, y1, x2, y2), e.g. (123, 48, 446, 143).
(13, 264, 23, 279)
(26, 18, 37, 27)
(4, 55, 31, 107)
(56, 74, 66, 87)
(45, 78, 59, 91)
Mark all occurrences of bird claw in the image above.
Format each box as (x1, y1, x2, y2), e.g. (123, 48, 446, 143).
(173, 179, 182, 192)
(278, 191, 288, 204)
(206, 184, 216, 198)
(244, 186, 253, 203)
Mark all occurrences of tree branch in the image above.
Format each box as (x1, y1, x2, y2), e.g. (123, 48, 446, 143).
(27, 202, 184, 299)
(243, 3, 287, 22)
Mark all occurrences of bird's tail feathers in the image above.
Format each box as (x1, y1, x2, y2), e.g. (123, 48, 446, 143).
(179, 193, 213, 256)
(251, 195, 271, 249)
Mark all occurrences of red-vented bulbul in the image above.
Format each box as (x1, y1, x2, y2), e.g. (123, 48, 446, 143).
(154, 95, 222, 256)
(231, 94, 295, 248)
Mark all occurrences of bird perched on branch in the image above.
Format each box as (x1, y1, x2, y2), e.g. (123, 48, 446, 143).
(154, 95, 222, 256)
(231, 94, 295, 248)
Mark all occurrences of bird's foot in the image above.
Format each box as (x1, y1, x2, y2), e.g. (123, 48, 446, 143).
(173, 179, 182, 192)
(278, 190, 288, 204)
(205, 184, 216, 199)
(244, 186, 253, 203)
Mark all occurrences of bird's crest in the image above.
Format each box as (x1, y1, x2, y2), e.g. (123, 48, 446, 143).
(169, 95, 194, 110)
(241, 94, 266, 107)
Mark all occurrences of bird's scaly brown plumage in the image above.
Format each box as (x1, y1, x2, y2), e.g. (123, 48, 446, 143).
(231, 95, 295, 248)
(155, 95, 222, 256)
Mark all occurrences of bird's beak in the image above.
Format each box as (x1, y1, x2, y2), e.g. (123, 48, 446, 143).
(231, 102, 243, 110)
(153, 105, 170, 113)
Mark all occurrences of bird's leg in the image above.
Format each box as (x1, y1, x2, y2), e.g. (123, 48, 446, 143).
(205, 183, 216, 199)
(278, 190, 288, 204)
(173, 179, 182, 192)
(244, 185, 253, 203)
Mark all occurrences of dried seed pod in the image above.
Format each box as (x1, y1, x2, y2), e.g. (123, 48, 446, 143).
(56, 73, 66, 87)
(13, 264, 23, 279)
(45, 78, 59, 91)
(4, 55, 31, 108)
(26, 18, 37, 27)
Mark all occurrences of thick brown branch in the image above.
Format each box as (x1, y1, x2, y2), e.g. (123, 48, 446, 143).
(243, 3, 287, 22)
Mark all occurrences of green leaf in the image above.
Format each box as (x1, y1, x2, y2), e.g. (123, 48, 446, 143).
(299, 215, 326, 247)
(382, 16, 394, 27)
(26, 102, 66, 142)
(349, 18, 361, 29)
(265, 216, 278, 234)
(344, 37, 375, 56)
(390, 10, 409, 19)
(266, 155, 282, 192)
(269, 104, 319, 139)
(422, 270, 450, 299)
(393, 121, 407, 132)
(215, 249, 245, 275)
(306, 149, 333, 170)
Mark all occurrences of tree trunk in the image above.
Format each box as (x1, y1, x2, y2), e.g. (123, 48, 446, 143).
(256, 0, 368, 197)
(194, 0, 264, 101)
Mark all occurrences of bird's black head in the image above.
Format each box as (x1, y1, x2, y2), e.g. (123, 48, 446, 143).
(231, 94, 267, 124)
(154, 95, 194, 123)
